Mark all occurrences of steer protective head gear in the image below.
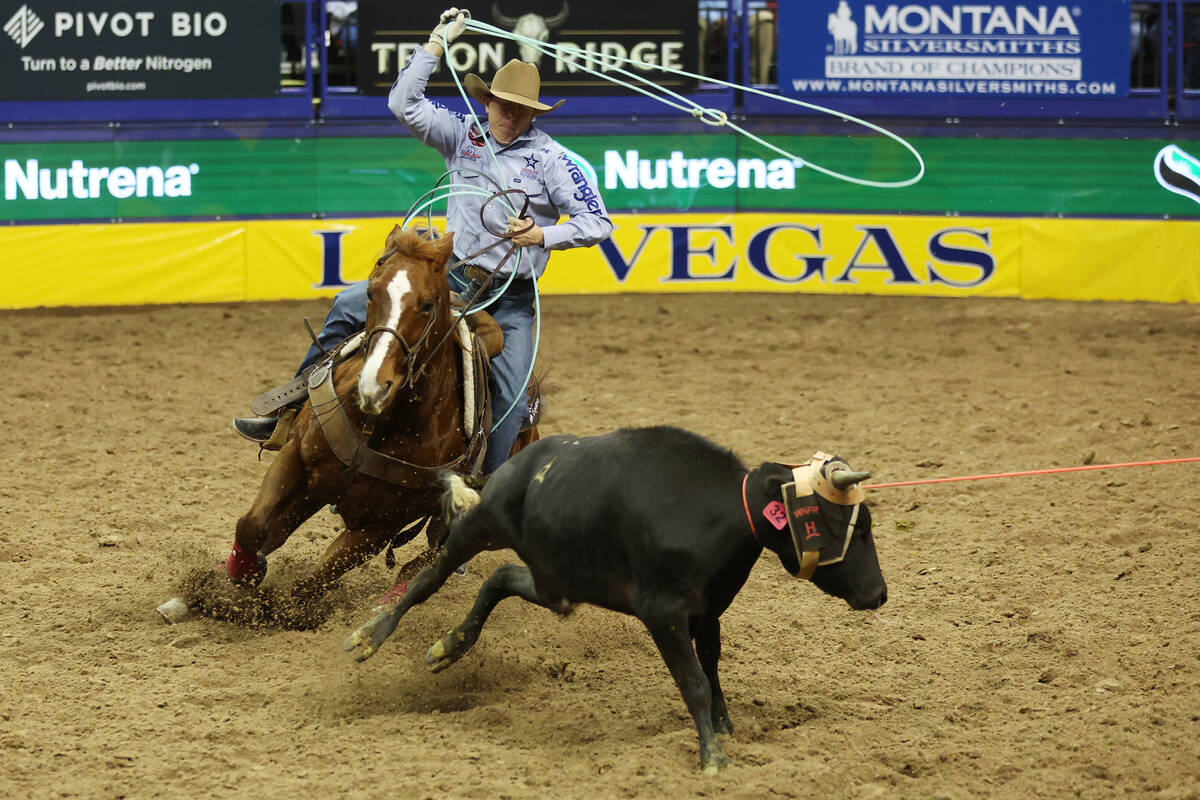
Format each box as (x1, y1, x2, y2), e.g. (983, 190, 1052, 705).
(430, 7, 470, 45)
(782, 452, 867, 580)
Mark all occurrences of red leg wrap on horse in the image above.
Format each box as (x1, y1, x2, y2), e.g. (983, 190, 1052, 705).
(225, 543, 263, 584)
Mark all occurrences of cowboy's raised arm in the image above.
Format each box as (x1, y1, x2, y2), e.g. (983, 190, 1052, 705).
(540, 150, 615, 251)
(387, 9, 469, 159)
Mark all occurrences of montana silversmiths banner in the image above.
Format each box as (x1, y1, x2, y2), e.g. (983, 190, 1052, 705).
(356, 0, 699, 95)
(0, 1, 279, 101)
(779, 0, 1130, 99)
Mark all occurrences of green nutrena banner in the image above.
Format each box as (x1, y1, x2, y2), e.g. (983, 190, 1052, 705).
(3, 133, 1197, 223)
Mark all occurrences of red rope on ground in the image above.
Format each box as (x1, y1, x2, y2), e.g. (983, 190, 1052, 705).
(864, 456, 1200, 490)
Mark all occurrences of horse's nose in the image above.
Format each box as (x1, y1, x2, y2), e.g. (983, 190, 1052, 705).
(358, 380, 391, 415)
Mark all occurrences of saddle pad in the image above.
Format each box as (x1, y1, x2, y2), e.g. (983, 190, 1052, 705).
(458, 319, 476, 438)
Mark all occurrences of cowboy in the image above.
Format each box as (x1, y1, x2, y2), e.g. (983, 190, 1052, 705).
(232, 7, 613, 476)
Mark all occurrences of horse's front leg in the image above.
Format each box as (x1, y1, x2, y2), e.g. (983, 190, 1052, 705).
(290, 525, 393, 601)
(228, 441, 323, 585)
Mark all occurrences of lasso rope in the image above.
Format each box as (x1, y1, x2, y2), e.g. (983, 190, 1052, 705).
(864, 456, 1200, 490)
(409, 15, 927, 431)
(457, 18, 926, 188)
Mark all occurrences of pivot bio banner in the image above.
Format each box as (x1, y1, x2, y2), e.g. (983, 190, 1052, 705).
(779, 0, 1130, 99)
(0, 1, 279, 101)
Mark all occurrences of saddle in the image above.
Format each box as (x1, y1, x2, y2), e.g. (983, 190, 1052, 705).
(249, 304, 506, 478)
(250, 303, 504, 417)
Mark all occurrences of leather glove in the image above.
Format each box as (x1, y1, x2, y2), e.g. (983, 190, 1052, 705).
(506, 216, 545, 247)
(429, 8, 470, 45)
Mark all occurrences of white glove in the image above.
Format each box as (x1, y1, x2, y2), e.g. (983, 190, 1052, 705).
(429, 8, 470, 45)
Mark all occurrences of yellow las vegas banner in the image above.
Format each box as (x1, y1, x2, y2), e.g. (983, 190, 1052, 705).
(1, 212, 1197, 309)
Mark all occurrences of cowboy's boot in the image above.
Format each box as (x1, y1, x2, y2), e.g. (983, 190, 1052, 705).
(232, 406, 298, 451)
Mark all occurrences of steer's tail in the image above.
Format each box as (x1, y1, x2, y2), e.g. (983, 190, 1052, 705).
(440, 471, 482, 521)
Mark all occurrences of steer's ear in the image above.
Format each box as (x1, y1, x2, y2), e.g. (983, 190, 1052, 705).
(758, 462, 788, 497)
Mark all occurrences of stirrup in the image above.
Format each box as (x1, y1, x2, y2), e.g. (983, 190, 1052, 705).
(262, 407, 298, 451)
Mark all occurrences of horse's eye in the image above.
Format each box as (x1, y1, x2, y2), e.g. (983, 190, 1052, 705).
(421, 302, 435, 314)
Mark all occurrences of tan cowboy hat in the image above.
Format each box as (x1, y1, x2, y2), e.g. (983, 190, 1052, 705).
(464, 59, 564, 114)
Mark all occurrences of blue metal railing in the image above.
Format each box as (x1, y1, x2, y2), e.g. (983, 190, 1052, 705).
(2, 1, 1196, 128)
(1176, 0, 1200, 119)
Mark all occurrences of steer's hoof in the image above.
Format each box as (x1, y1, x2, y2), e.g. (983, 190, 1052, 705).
(343, 610, 396, 662)
(701, 749, 732, 775)
(425, 629, 466, 673)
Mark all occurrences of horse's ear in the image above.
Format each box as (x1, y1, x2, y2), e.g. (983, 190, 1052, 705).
(433, 231, 455, 272)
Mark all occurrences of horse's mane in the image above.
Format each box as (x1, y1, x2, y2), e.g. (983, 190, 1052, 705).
(378, 227, 451, 273)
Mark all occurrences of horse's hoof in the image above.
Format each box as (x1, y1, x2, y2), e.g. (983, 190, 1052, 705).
(225, 546, 267, 587)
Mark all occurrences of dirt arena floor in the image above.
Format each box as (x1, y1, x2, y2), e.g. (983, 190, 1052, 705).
(2, 290, 1198, 799)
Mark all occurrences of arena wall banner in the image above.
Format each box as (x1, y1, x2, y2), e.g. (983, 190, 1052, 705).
(0, 1, 280, 101)
(1019, 218, 1200, 302)
(779, 0, 1130, 100)
(5, 134, 1200, 223)
(2, 213, 1198, 310)
(355, 0, 698, 95)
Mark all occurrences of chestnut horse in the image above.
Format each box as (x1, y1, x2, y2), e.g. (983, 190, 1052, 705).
(223, 225, 533, 601)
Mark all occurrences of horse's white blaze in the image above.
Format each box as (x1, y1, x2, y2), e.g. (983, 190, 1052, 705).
(359, 271, 412, 407)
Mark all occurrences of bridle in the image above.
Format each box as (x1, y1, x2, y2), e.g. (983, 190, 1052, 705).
(362, 251, 445, 391)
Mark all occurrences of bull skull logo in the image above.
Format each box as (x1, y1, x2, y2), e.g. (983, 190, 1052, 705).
(491, 2, 570, 67)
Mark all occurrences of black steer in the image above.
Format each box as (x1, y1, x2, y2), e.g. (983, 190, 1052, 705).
(344, 425, 887, 772)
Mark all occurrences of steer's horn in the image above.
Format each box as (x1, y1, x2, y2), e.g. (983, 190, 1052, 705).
(829, 468, 870, 489)
(545, 1, 570, 29)
(491, 2, 518, 28)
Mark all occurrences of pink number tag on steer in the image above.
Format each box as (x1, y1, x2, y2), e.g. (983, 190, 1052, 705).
(762, 501, 788, 530)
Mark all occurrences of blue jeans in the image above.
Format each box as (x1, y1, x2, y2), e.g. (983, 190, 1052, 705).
(298, 272, 535, 475)
(298, 279, 368, 376)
